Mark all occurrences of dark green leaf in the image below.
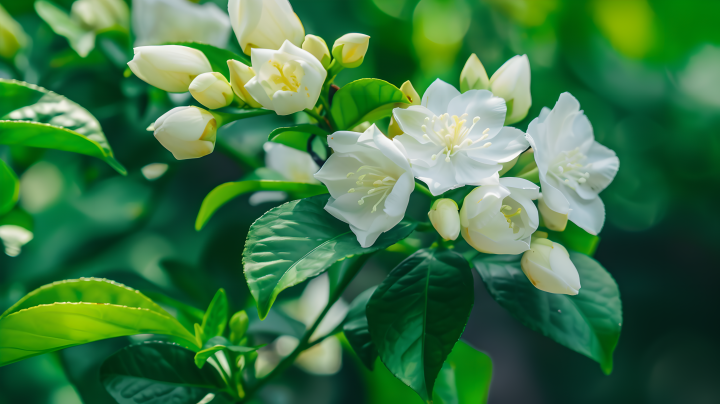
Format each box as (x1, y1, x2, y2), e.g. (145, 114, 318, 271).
(445, 341, 492, 404)
(201, 289, 229, 341)
(0, 159, 19, 215)
(330, 79, 409, 130)
(0, 79, 125, 174)
(246, 307, 306, 339)
(243, 194, 417, 319)
(101, 341, 225, 404)
(35, 0, 95, 57)
(268, 124, 329, 152)
(343, 286, 378, 370)
(473, 252, 622, 374)
(165, 42, 249, 79)
(195, 180, 328, 231)
(367, 249, 474, 402)
(545, 221, 600, 256)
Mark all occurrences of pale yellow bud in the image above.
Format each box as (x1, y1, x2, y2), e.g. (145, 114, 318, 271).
(460, 53, 489, 93)
(332, 33, 370, 68)
(521, 237, 580, 295)
(538, 194, 568, 231)
(153, 106, 217, 160)
(399, 80, 421, 105)
(71, 0, 129, 31)
(189, 72, 234, 110)
(302, 34, 331, 69)
(128, 45, 212, 93)
(428, 198, 460, 241)
(227, 59, 262, 108)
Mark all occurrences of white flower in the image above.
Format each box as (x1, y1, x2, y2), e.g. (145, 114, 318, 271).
(392, 79, 528, 195)
(189, 72, 234, 110)
(264, 142, 319, 183)
(460, 54, 531, 125)
(428, 198, 460, 241)
(132, 0, 231, 47)
(245, 40, 327, 116)
(314, 125, 414, 248)
(153, 106, 217, 160)
(331, 33, 370, 68)
(521, 236, 580, 295)
(525, 92, 619, 235)
(460, 177, 539, 254)
(228, 0, 304, 55)
(71, 0, 129, 31)
(128, 45, 212, 93)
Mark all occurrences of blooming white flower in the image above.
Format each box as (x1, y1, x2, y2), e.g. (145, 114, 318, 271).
(132, 0, 231, 47)
(460, 54, 531, 125)
(392, 79, 528, 195)
(332, 33, 370, 68)
(189, 72, 234, 110)
(71, 0, 129, 31)
(525, 92, 619, 235)
(153, 106, 217, 160)
(314, 125, 414, 248)
(521, 236, 580, 295)
(228, 0, 304, 55)
(428, 198, 460, 241)
(245, 40, 327, 116)
(460, 177, 539, 254)
(128, 45, 212, 93)
(249, 142, 321, 206)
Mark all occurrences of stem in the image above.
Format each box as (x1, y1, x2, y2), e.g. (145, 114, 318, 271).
(414, 181, 433, 199)
(303, 108, 331, 131)
(216, 138, 262, 171)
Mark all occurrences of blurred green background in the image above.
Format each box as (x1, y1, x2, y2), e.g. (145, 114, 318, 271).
(2, 0, 720, 403)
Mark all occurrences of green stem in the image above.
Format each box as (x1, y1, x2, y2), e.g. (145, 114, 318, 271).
(318, 95, 337, 131)
(414, 181, 433, 199)
(211, 109, 272, 127)
(303, 108, 324, 124)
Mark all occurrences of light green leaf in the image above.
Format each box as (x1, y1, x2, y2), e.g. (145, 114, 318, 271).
(165, 42, 249, 79)
(433, 363, 458, 404)
(473, 252, 622, 374)
(446, 341, 493, 404)
(243, 194, 417, 319)
(0, 79, 125, 174)
(194, 336, 260, 369)
(268, 124, 329, 152)
(35, 0, 96, 57)
(201, 289, 228, 341)
(0, 159, 19, 216)
(546, 221, 600, 256)
(366, 249, 474, 402)
(101, 341, 226, 404)
(342, 286, 378, 370)
(195, 180, 328, 230)
(330, 79, 409, 130)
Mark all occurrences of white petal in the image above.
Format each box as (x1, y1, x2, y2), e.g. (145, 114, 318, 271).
(539, 175, 570, 215)
(446, 89, 506, 133)
(392, 106, 435, 143)
(392, 134, 437, 168)
(467, 126, 528, 164)
(452, 153, 500, 186)
(566, 192, 606, 235)
(271, 89, 310, 115)
(575, 141, 619, 199)
(549, 243, 580, 293)
(421, 79, 460, 116)
(244, 77, 274, 110)
(372, 126, 412, 171)
(327, 130, 364, 153)
(414, 158, 459, 196)
(521, 250, 578, 295)
(383, 172, 414, 217)
(500, 177, 540, 200)
(279, 40, 325, 76)
(544, 92, 581, 152)
(462, 227, 530, 255)
(313, 154, 361, 198)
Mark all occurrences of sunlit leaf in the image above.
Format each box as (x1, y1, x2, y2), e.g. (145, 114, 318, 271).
(200, 289, 228, 342)
(330, 79, 409, 130)
(268, 124, 329, 152)
(0, 159, 19, 215)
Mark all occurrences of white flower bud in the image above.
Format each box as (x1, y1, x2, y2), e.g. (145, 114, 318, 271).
(132, 0, 231, 48)
(0, 225, 33, 257)
(302, 34, 331, 69)
(538, 194, 568, 232)
(227, 59, 262, 108)
(189, 72, 234, 110)
(153, 106, 217, 160)
(489, 54, 531, 125)
(229, 0, 305, 55)
(399, 80, 421, 105)
(332, 33, 370, 68)
(428, 199, 460, 241)
(521, 237, 580, 295)
(460, 53, 489, 93)
(71, 0, 129, 31)
(128, 45, 212, 93)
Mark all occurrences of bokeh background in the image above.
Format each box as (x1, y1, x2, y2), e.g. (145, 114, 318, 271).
(2, 0, 720, 403)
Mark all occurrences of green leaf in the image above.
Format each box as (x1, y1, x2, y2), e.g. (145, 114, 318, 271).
(194, 336, 260, 369)
(243, 194, 417, 319)
(545, 221, 600, 256)
(0, 159, 19, 215)
(165, 42, 249, 79)
(342, 287, 378, 370)
(0, 79, 126, 174)
(433, 363, 458, 404)
(268, 124, 329, 152)
(246, 307, 306, 339)
(445, 341, 493, 404)
(366, 249, 475, 402)
(195, 180, 328, 231)
(35, 0, 96, 57)
(473, 252, 622, 374)
(201, 289, 229, 341)
(330, 79, 409, 130)
(101, 341, 226, 404)
(142, 290, 205, 330)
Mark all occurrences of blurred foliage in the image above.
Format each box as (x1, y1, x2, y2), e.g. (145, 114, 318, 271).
(1, 0, 719, 403)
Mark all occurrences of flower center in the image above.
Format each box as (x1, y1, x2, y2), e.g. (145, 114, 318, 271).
(420, 113, 492, 162)
(269, 60, 301, 92)
(549, 147, 590, 190)
(346, 165, 397, 213)
(501, 204, 522, 232)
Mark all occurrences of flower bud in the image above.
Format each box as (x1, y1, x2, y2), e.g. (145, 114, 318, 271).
(302, 34, 331, 69)
(538, 194, 568, 232)
(489, 54, 531, 125)
(0, 5, 27, 59)
(189, 72, 234, 110)
(0, 225, 33, 257)
(460, 53, 489, 93)
(428, 199, 460, 241)
(227, 59, 262, 108)
(71, 0, 129, 31)
(332, 33, 370, 68)
(399, 80, 421, 105)
(153, 106, 217, 160)
(521, 236, 580, 295)
(128, 45, 212, 93)
(229, 310, 250, 343)
(229, 0, 305, 55)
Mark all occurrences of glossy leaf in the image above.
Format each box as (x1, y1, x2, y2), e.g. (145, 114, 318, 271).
(35, 0, 95, 57)
(0, 79, 125, 174)
(195, 180, 328, 231)
(473, 252, 622, 374)
(167, 42, 249, 79)
(343, 287, 378, 370)
(330, 79, 409, 130)
(268, 124, 329, 152)
(367, 249, 474, 402)
(445, 341, 493, 404)
(194, 336, 260, 369)
(246, 307, 307, 339)
(0, 159, 19, 215)
(546, 221, 600, 256)
(243, 194, 417, 319)
(433, 363, 458, 404)
(101, 341, 225, 404)
(200, 289, 229, 341)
